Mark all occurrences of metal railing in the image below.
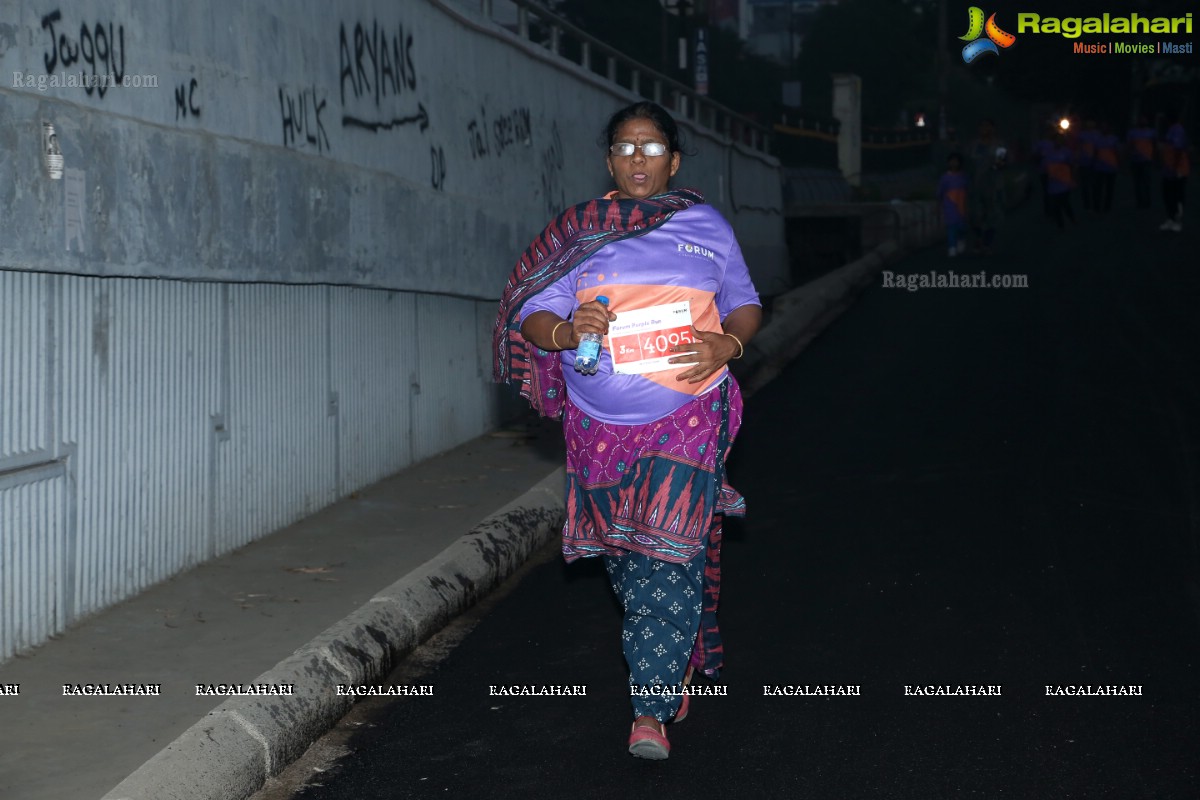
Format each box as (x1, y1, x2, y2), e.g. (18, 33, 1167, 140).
(479, 0, 772, 154)
(777, 111, 841, 137)
(861, 128, 934, 150)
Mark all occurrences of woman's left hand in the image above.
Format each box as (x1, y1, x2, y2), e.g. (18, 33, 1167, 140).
(667, 326, 741, 384)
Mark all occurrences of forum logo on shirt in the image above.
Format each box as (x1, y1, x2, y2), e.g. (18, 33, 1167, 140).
(676, 241, 715, 260)
(960, 7, 1017, 63)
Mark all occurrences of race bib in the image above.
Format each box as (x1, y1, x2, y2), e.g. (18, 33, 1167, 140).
(607, 301, 695, 374)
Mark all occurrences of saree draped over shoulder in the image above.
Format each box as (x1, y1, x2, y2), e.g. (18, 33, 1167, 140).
(492, 189, 704, 420)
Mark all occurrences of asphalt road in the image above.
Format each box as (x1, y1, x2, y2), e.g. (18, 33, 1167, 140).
(261, 192, 1199, 800)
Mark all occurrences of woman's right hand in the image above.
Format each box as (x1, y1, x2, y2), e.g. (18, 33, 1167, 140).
(567, 300, 617, 348)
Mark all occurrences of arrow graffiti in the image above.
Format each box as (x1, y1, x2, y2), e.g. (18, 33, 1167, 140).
(342, 102, 428, 133)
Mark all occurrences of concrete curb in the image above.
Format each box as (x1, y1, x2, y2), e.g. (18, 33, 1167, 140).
(100, 470, 565, 800)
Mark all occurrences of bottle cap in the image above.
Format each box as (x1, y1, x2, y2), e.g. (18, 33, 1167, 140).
(596, 295, 609, 305)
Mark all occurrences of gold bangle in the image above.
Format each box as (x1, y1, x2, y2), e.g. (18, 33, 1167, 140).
(726, 333, 744, 360)
(551, 320, 570, 349)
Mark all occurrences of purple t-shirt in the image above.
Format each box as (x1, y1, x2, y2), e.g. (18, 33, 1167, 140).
(1077, 128, 1099, 166)
(520, 203, 760, 424)
(1162, 123, 1190, 179)
(1126, 127, 1155, 163)
(1093, 133, 1120, 172)
(1035, 138, 1055, 172)
(938, 171, 968, 224)
(1045, 145, 1075, 194)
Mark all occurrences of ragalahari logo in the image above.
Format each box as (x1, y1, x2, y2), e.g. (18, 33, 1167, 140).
(960, 7, 1017, 62)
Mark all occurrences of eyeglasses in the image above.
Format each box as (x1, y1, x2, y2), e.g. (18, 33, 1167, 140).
(609, 142, 669, 157)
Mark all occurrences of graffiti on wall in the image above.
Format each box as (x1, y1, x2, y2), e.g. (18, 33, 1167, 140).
(491, 107, 532, 157)
(343, 103, 428, 134)
(334, 17, 443, 188)
(430, 145, 446, 190)
(279, 85, 331, 153)
(467, 105, 532, 160)
(175, 78, 200, 120)
(467, 113, 488, 160)
(338, 20, 421, 132)
(540, 122, 566, 217)
(41, 10, 127, 98)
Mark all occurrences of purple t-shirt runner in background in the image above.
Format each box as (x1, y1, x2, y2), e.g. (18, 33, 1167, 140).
(521, 204, 760, 425)
(938, 171, 968, 225)
(1162, 123, 1190, 179)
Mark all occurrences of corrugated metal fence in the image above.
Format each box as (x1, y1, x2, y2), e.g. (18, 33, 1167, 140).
(0, 269, 508, 661)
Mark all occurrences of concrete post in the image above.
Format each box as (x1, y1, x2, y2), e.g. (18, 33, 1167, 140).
(832, 73, 862, 187)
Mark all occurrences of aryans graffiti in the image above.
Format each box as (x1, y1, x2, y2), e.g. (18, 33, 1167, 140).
(339, 19, 424, 133)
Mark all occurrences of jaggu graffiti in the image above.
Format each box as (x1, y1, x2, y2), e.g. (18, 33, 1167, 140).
(41, 10, 127, 99)
(175, 78, 200, 120)
(280, 85, 331, 153)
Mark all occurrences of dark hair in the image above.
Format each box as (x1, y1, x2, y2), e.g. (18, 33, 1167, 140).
(947, 152, 963, 167)
(601, 101, 682, 154)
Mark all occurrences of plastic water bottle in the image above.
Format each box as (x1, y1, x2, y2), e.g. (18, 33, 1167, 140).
(573, 296, 608, 375)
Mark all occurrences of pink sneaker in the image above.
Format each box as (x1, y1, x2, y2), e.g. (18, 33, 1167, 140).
(628, 718, 670, 760)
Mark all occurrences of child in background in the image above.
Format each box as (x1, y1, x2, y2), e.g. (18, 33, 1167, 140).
(938, 153, 969, 256)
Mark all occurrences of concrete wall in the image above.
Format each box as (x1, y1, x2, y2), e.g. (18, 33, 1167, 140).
(0, 0, 785, 661)
(0, 0, 784, 289)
